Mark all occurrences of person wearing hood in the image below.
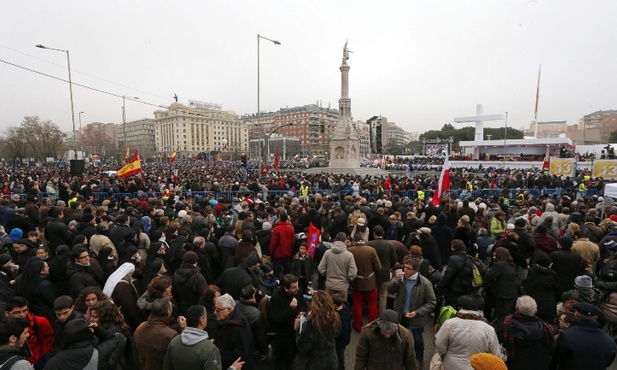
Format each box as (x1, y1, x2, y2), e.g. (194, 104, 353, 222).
(520, 255, 560, 324)
(538, 202, 563, 230)
(317, 232, 358, 301)
(163, 304, 244, 370)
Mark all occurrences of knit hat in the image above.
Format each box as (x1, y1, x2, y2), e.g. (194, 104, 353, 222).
(0, 254, 12, 267)
(377, 309, 399, 334)
(68, 220, 78, 227)
(557, 236, 573, 250)
(506, 223, 515, 231)
(177, 210, 187, 219)
(82, 213, 95, 223)
(535, 254, 552, 268)
(575, 275, 593, 289)
(9, 228, 22, 242)
(357, 218, 366, 226)
(182, 251, 199, 265)
(262, 221, 272, 231)
(470, 353, 507, 370)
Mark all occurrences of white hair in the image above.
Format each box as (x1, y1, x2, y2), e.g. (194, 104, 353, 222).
(516, 295, 537, 316)
(216, 293, 236, 310)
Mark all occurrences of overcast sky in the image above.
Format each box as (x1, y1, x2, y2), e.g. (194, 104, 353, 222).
(1, 0, 615, 136)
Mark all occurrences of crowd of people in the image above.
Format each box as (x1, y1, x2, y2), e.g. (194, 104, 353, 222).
(1, 161, 617, 369)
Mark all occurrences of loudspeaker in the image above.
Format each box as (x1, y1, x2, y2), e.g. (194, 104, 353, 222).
(70, 159, 85, 175)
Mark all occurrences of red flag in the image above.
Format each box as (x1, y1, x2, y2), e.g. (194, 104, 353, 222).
(132, 150, 140, 162)
(307, 222, 320, 258)
(274, 147, 280, 171)
(542, 157, 549, 170)
(432, 155, 450, 206)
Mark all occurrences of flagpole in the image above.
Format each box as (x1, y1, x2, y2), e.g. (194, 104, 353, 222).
(503, 112, 508, 169)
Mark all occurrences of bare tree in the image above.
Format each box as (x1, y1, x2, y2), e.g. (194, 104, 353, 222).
(21, 116, 66, 161)
(1, 126, 29, 165)
(82, 123, 115, 156)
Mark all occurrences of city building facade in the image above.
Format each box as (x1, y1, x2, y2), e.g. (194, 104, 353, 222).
(154, 101, 248, 161)
(117, 119, 156, 160)
(243, 103, 339, 160)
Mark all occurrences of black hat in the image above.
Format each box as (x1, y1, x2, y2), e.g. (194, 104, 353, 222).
(573, 302, 602, 319)
(82, 213, 95, 224)
(0, 254, 12, 266)
(558, 236, 574, 250)
(182, 251, 199, 265)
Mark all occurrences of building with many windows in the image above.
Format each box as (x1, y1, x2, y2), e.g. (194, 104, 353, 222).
(154, 101, 248, 161)
(117, 119, 156, 160)
(243, 103, 339, 159)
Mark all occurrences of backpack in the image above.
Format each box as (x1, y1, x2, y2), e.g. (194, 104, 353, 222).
(435, 305, 457, 332)
(461, 256, 484, 292)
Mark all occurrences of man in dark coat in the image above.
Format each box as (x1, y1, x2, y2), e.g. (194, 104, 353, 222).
(215, 254, 259, 300)
(436, 239, 473, 307)
(502, 296, 554, 370)
(267, 274, 308, 370)
(550, 302, 617, 370)
(44, 208, 72, 255)
(213, 293, 253, 370)
(235, 285, 269, 369)
(108, 213, 134, 250)
(550, 236, 586, 295)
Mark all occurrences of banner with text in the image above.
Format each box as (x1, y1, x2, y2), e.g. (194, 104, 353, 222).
(593, 160, 617, 179)
(550, 158, 576, 177)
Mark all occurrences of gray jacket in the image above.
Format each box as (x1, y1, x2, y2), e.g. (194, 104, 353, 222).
(318, 241, 358, 291)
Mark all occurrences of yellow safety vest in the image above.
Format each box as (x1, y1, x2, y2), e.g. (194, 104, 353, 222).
(417, 190, 425, 200)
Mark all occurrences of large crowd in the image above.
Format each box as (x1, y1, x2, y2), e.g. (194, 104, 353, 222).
(0, 160, 617, 370)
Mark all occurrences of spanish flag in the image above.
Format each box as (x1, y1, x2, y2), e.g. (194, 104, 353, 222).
(169, 151, 177, 164)
(118, 158, 142, 178)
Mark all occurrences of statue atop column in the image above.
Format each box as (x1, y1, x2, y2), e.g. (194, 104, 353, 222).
(342, 40, 351, 63)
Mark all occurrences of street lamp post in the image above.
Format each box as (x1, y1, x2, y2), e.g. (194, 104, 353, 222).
(78, 111, 84, 157)
(36, 44, 77, 160)
(122, 95, 139, 161)
(257, 34, 281, 166)
(264, 123, 294, 166)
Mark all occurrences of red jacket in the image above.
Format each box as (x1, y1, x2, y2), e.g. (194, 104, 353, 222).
(26, 312, 54, 364)
(270, 221, 295, 259)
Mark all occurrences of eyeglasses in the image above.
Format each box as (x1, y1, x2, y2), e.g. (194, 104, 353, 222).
(214, 307, 229, 313)
(9, 308, 28, 316)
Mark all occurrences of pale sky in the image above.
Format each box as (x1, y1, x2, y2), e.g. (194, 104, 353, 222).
(1, 0, 615, 136)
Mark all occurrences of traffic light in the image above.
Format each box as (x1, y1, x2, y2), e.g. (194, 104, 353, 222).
(241, 153, 247, 168)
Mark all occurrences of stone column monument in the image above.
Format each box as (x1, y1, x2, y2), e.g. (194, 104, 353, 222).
(329, 41, 360, 168)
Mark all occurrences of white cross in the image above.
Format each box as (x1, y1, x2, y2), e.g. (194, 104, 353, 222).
(454, 104, 504, 141)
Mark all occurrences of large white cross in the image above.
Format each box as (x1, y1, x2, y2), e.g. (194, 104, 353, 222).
(454, 104, 505, 141)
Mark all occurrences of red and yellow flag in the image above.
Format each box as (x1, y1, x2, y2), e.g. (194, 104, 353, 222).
(169, 151, 177, 164)
(118, 158, 142, 178)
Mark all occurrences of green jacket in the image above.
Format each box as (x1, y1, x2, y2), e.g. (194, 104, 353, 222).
(387, 274, 436, 329)
(163, 327, 229, 370)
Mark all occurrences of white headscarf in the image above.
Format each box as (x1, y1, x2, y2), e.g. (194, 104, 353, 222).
(103, 262, 135, 297)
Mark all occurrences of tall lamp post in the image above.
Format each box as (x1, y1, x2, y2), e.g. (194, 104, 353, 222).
(36, 44, 77, 160)
(78, 111, 84, 157)
(257, 34, 281, 166)
(122, 95, 140, 160)
(264, 123, 294, 166)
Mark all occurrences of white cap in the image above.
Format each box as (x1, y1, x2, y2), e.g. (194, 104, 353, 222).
(177, 210, 187, 218)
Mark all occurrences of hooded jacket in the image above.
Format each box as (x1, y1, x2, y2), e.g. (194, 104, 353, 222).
(163, 327, 224, 370)
(317, 241, 358, 291)
(354, 320, 417, 370)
